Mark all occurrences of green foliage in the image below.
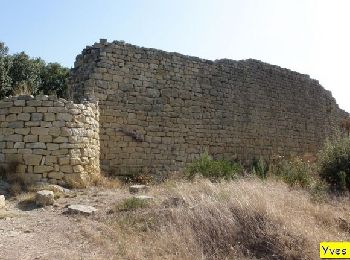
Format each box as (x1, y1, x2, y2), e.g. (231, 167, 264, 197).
(252, 157, 269, 179)
(318, 135, 350, 192)
(117, 197, 149, 211)
(0, 42, 12, 96)
(39, 63, 69, 98)
(9, 52, 45, 95)
(186, 152, 242, 181)
(269, 157, 313, 188)
(0, 41, 69, 98)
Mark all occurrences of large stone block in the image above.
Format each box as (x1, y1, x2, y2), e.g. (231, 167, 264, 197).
(31, 127, 49, 135)
(23, 154, 42, 165)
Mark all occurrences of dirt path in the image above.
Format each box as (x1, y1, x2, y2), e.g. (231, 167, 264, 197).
(0, 187, 128, 260)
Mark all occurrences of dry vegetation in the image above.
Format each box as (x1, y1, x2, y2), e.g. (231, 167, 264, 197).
(104, 178, 350, 260)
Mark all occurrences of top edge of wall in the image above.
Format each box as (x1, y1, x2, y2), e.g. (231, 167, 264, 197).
(76, 39, 318, 83)
(0, 94, 98, 105)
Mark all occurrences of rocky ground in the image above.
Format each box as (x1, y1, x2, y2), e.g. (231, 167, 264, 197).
(0, 185, 130, 260)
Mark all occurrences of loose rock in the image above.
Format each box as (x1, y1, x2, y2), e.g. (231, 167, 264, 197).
(0, 195, 5, 208)
(67, 204, 97, 215)
(36, 190, 55, 206)
(129, 185, 149, 194)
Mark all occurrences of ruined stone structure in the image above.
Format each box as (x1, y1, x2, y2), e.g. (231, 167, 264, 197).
(0, 40, 348, 183)
(69, 40, 348, 176)
(0, 95, 99, 184)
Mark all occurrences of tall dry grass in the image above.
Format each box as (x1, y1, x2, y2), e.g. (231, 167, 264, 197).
(108, 178, 350, 260)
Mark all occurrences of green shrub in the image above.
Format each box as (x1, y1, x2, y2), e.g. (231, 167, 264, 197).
(252, 157, 269, 179)
(117, 197, 150, 211)
(318, 135, 350, 192)
(269, 157, 313, 188)
(186, 152, 242, 181)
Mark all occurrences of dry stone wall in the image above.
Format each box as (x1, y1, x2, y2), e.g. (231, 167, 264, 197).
(0, 95, 99, 185)
(70, 40, 348, 175)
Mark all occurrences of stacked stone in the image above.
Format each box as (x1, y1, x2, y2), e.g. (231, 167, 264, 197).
(0, 95, 99, 185)
(70, 40, 349, 175)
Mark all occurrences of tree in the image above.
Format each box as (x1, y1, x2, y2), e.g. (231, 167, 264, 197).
(9, 52, 45, 95)
(39, 62, 69, 98)
(0, 42, 12, 97)
(0, 41, 70, 98)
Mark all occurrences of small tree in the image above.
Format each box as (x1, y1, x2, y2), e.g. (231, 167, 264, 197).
(39, 62, 69, 98)
(0, 42, 12, 97)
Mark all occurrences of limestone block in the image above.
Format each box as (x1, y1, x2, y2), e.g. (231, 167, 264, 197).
(26, 142, 46, 149)
(0, 102, 12, 108)
(45, 156, 57, 164)
(40, 122, 52, 128)
(23, 154, 42, 165)
(17, 113, 31, 121)
(51, 149, 69, 155)
(60, 165, 73, 173)
(6, 114, 17, 122)
(31, 113, 43, 121)
(56, 113, 73, 121)
(39, 135, 53, 143)
(8, 121, 24, 128)
(15, 128, 30, 135)
(25, 121, 40, 127)
(48, 127, 60, 137)
(44, 113, 55, 121)
(9, 107, 22, 113)
(58, 157, 70, 165)
(31, 127, 49, 135)
(24, 135, 38, 142)
(13, 142, 25, 149)
(47, 143, 59, 150)
(53, 136, 68, 143)
(14, 100, 25, 106)
(23, 107, 36, 113)
(67, 204, 97, 215)
(36, 107, 48, 113)
(48, 171, 64, 180)
(35, 190, 54, 206)
(6, 134, 23, 142)
(17, 149, 32, 154)
(34, 165, 54, 173)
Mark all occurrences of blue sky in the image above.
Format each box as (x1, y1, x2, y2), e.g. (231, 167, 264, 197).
(1, 0, 349, 112)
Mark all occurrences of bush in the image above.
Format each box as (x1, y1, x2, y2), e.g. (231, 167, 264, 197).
(252, 157, 269, 179)
(318, 135, 350, 192)
(269, 157, 313, 188)
(116, 197, 150, 211)
(185, 152, 242, 181)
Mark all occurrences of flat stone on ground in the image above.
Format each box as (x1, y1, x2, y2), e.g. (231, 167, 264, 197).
(129, 185, 149, 194)
(0, 195, 5, 208)
(134, 195, 154, 201)
(67, 204, 97, 215)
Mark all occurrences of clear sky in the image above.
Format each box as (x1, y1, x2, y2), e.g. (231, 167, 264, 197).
(1, 0, 349, 112)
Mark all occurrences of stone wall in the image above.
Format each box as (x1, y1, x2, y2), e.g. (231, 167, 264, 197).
(70, 40, 348, 175)
(0, 95, 99, 185)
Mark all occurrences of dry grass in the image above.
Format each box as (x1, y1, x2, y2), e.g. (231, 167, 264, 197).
(106, 178, 350, 260)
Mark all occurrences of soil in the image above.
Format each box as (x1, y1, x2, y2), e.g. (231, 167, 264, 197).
(0, 187, 129, 260)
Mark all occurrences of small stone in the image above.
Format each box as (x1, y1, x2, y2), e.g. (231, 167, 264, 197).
(129, 185, 150, 194)
(0, 195, 5, 208)
(67, 204, 97, 215)
(134, 195, 154, 201)
(35, 190, 54, 206)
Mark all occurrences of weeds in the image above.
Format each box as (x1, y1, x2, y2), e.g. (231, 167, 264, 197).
(185, 152, 242, 181)
(318, 135, 350, 192)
